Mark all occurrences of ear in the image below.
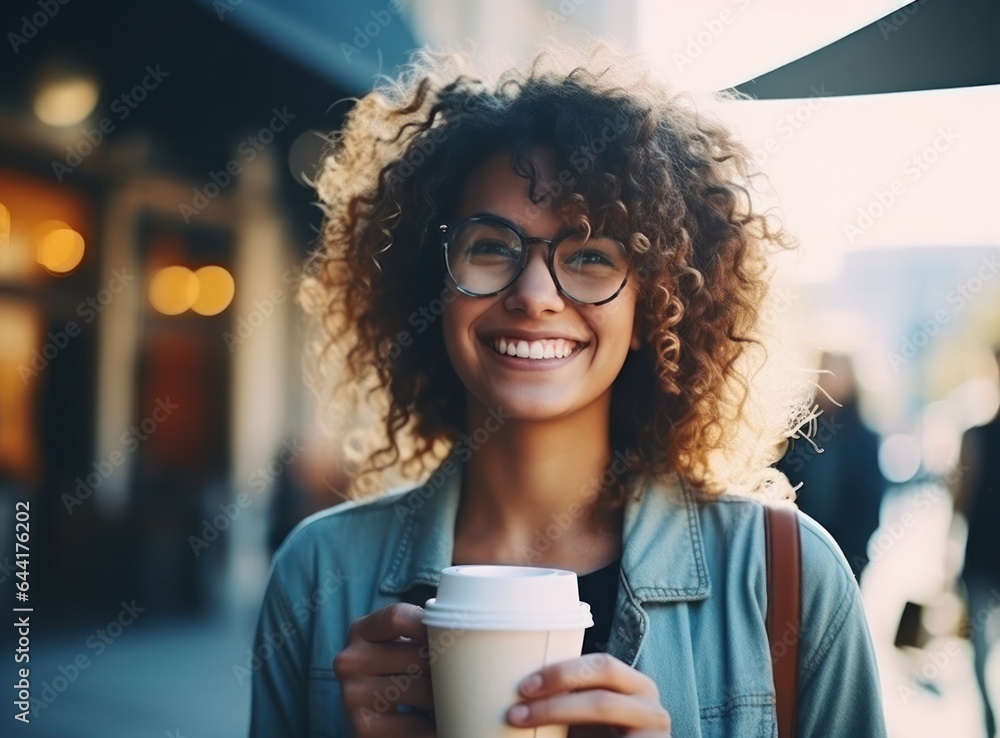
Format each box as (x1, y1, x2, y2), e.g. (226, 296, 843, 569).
(630, 323, 642, 350)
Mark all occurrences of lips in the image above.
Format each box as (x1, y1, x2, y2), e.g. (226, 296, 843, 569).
(490, 336, 583, 360)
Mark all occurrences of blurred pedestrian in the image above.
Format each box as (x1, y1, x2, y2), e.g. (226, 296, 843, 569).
(778, 353, 885, 581)
(951, 346, 1000, 738)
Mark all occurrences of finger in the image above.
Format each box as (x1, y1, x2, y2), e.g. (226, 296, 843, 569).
(350, 709, 436, 738)
(508, 689, 670, 732)
(341, 673, 435, 712)
(348, 603, 428, 644)
(334, 640, 430, 678)
(520, 653, 659, 701)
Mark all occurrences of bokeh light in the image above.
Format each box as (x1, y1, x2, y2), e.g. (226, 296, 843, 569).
(0, 202, 9, 249)
(879, 433, 922, 484)
(149, 266, 199, 315)
(191, 265, 235, 316)
(34, 75, 100, 127)
(920, 400, 961, 474)
(948, 375, 1000, 429)
(33, 220, 86, 274)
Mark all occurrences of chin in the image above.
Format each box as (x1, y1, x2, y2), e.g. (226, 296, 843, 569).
(471, 387, 592, 423)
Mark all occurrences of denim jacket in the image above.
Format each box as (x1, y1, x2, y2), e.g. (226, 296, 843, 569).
(249, 454, 888, 737)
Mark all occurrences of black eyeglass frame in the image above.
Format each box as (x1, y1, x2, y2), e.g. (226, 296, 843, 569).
(438, 213, 630, 306)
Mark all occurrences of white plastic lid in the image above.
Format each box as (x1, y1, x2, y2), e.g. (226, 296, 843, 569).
(422, 565, 594, 631)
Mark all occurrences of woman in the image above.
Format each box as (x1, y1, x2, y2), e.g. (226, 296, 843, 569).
(249, 43, 887, 737)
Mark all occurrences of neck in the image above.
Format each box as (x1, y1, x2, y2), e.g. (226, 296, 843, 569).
(453, 392, 624, 573)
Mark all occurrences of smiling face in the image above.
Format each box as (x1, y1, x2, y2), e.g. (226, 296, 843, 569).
(441, 149, 641, 423)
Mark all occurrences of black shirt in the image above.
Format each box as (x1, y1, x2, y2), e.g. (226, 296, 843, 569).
(578, 558, 621, 654)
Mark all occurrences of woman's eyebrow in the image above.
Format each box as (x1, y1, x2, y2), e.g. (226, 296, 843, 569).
(468, 211, 578, 237)
(467, 211, 526, 231)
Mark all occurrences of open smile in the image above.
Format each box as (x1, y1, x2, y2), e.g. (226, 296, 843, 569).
(484, 336, 589, 362)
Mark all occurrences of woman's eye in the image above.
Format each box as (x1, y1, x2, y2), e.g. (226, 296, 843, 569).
(465, 239, 518, 257)
(567, 249, 613, 266)
(558, 235, 626, 273)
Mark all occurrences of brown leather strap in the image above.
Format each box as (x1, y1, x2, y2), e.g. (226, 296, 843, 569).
(765, 505, 801, 738)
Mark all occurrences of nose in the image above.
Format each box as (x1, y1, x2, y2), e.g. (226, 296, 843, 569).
(502, 243, 565, 316)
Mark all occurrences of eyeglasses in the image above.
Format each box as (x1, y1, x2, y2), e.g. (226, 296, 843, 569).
(439, 214, 630, 305)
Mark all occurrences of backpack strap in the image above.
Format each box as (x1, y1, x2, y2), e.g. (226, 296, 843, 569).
(764, 504, 802, 738)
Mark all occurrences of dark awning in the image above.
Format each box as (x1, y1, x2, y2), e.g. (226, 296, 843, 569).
(734, 0, 1000, 98)
(189, 0, 420, 94)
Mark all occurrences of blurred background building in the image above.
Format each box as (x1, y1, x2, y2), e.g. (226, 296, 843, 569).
(0, 0, 998, 735)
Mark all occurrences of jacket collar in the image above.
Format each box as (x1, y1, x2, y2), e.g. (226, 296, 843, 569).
(620, 471, 711, 602)
(379, 456, 465, 595)
(379, 453, 711, 603)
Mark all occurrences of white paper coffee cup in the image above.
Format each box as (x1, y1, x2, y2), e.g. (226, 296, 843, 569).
(423, 565, 594, 738)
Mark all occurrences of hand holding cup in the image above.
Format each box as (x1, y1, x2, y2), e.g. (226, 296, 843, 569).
(508, 651, 672, 737)
(333, 602, 437, 737)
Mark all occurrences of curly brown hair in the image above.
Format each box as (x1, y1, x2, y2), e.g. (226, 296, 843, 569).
(303, 42, 813, 504)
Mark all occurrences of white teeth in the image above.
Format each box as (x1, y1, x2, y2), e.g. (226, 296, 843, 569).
(491, 337, 580, 360)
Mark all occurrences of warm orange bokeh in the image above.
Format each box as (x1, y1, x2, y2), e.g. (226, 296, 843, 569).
(0, 170, 90, 281)
(191, 265, 235, 316)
